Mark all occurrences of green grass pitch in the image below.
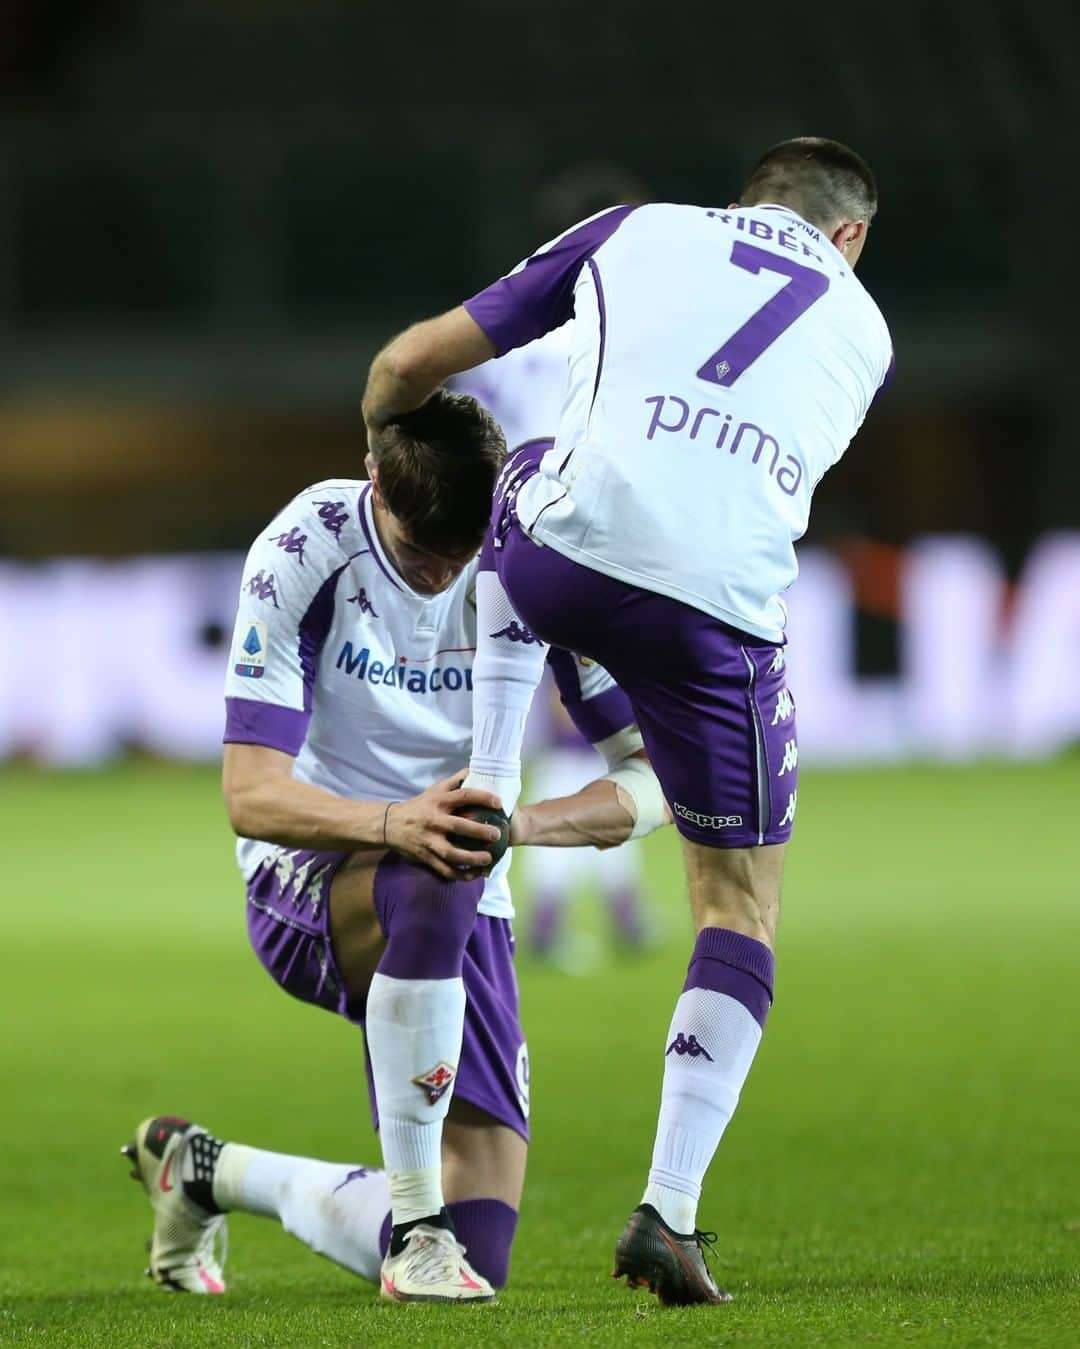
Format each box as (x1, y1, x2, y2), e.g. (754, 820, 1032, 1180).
(3, 757, 1079, 1346)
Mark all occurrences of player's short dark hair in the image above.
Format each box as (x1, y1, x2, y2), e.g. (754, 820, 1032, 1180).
(372, 389, 506, 556)
(739, 137, 878, 232)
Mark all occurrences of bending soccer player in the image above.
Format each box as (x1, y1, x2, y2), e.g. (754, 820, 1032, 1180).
(361, 138, 894, 1305)
(124, 390, 665, 1303)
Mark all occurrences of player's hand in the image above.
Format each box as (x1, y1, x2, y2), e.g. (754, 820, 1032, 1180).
(384, 772, 504, 880)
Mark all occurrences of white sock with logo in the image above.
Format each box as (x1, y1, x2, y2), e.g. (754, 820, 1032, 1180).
(642, 986, 764, 1233)
(465, 570, 549, 815)
(213, 1144, 389, 1283)
(639, 927, 776, 1237)
(365, 972, 467, 1226)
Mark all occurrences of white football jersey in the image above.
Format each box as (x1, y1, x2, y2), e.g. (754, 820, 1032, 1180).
(464, 202, 893, 642)
(224, 480, 630, 918)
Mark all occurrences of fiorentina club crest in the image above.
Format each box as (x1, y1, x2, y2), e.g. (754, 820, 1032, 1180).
(412, 1061, 457, 1105)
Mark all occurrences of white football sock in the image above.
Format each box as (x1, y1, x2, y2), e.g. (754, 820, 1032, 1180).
(213, 1143, 389, 1283)
(365, 971, 466, 1225)
(465, 570, 549, 815)
(642, 986, 764, 1233)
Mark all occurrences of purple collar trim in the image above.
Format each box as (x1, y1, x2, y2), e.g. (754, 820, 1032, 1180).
(358, 484, 404, 592)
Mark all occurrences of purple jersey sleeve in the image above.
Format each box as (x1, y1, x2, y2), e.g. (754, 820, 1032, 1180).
(546, 648, 635, 745)
(463, 206, 637, 357)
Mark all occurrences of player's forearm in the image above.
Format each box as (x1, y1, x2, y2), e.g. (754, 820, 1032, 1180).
(513, 778, 636, 849)
(363, 320, 452, 428)
(362, 337, 436, 428)
(362, 308, 497, 429)
(225, 772, 389, 852)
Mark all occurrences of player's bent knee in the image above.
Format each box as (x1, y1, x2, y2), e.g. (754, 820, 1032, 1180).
(372, 853, 483, 979)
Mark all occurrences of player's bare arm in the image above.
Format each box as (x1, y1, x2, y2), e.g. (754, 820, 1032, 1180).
(222, 743, 503, 879)
(362, 306, 495, 431)
(512, 751, 672, 849)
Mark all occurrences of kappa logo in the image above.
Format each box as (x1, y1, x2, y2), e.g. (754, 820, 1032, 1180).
(666, 1033, 714, 1061)
(777, 738, 798, 777)
(779, 791, 797, 828)
(490, 621, 540, 645)
(772, 688, 795, 725)
(413, 1061, 457, 1105)
(332, 1165, 376, 1194)
(768, 648, 786, 674)
(672, 801, 743, 830)
(314, 499, 349, 539)
(245, 569, 280, 609)
(270, 526, 308, 565)
(347, 588, 379, 618)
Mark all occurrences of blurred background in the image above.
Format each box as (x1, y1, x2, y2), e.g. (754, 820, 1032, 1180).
(4, 7, 1080, 1338)
(1, 0, 1077, 775)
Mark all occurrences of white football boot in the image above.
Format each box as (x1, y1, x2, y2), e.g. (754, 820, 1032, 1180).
(121, 1115, 227, 1293)
(379, 1223, 495, 1303)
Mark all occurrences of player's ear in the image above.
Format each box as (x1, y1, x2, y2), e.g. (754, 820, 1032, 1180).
(365, 455, 383, 504)
(831, 218, 866, 256)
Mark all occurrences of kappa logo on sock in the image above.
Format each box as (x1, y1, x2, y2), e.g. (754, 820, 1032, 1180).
(489, 621, 540, 645)
(331, 1166, 377, 1194)
(665, 1033, 714, 1061)
(412, 1061, 457, 1105)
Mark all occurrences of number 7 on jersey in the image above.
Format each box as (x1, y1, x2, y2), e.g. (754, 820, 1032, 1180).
(697, 242, 830, 387)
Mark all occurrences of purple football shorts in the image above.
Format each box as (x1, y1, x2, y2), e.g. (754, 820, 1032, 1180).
(245, 847, 530, 1140)
(494, 520, 798, 849)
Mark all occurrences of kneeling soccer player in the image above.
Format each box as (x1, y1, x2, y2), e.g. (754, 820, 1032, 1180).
(123, 390, 666, 1303)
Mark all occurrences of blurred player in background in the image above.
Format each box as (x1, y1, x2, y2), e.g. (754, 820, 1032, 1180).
(453, 164, 653, 963)
(123, 391, 665, 1303)
(362, 138, 893, 1306)
(519, 678, 652, 961)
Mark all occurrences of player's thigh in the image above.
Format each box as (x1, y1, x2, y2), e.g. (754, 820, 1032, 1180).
(442, 1097, 527, 1210)
(682, 837, 786, 947)
(327, 850, 387, 1001)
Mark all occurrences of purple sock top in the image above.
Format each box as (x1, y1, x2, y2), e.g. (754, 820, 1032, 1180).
(378, 1198, 518, 1288)
(373, 852, 483, 981)
(684, 926, 775, 1029)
